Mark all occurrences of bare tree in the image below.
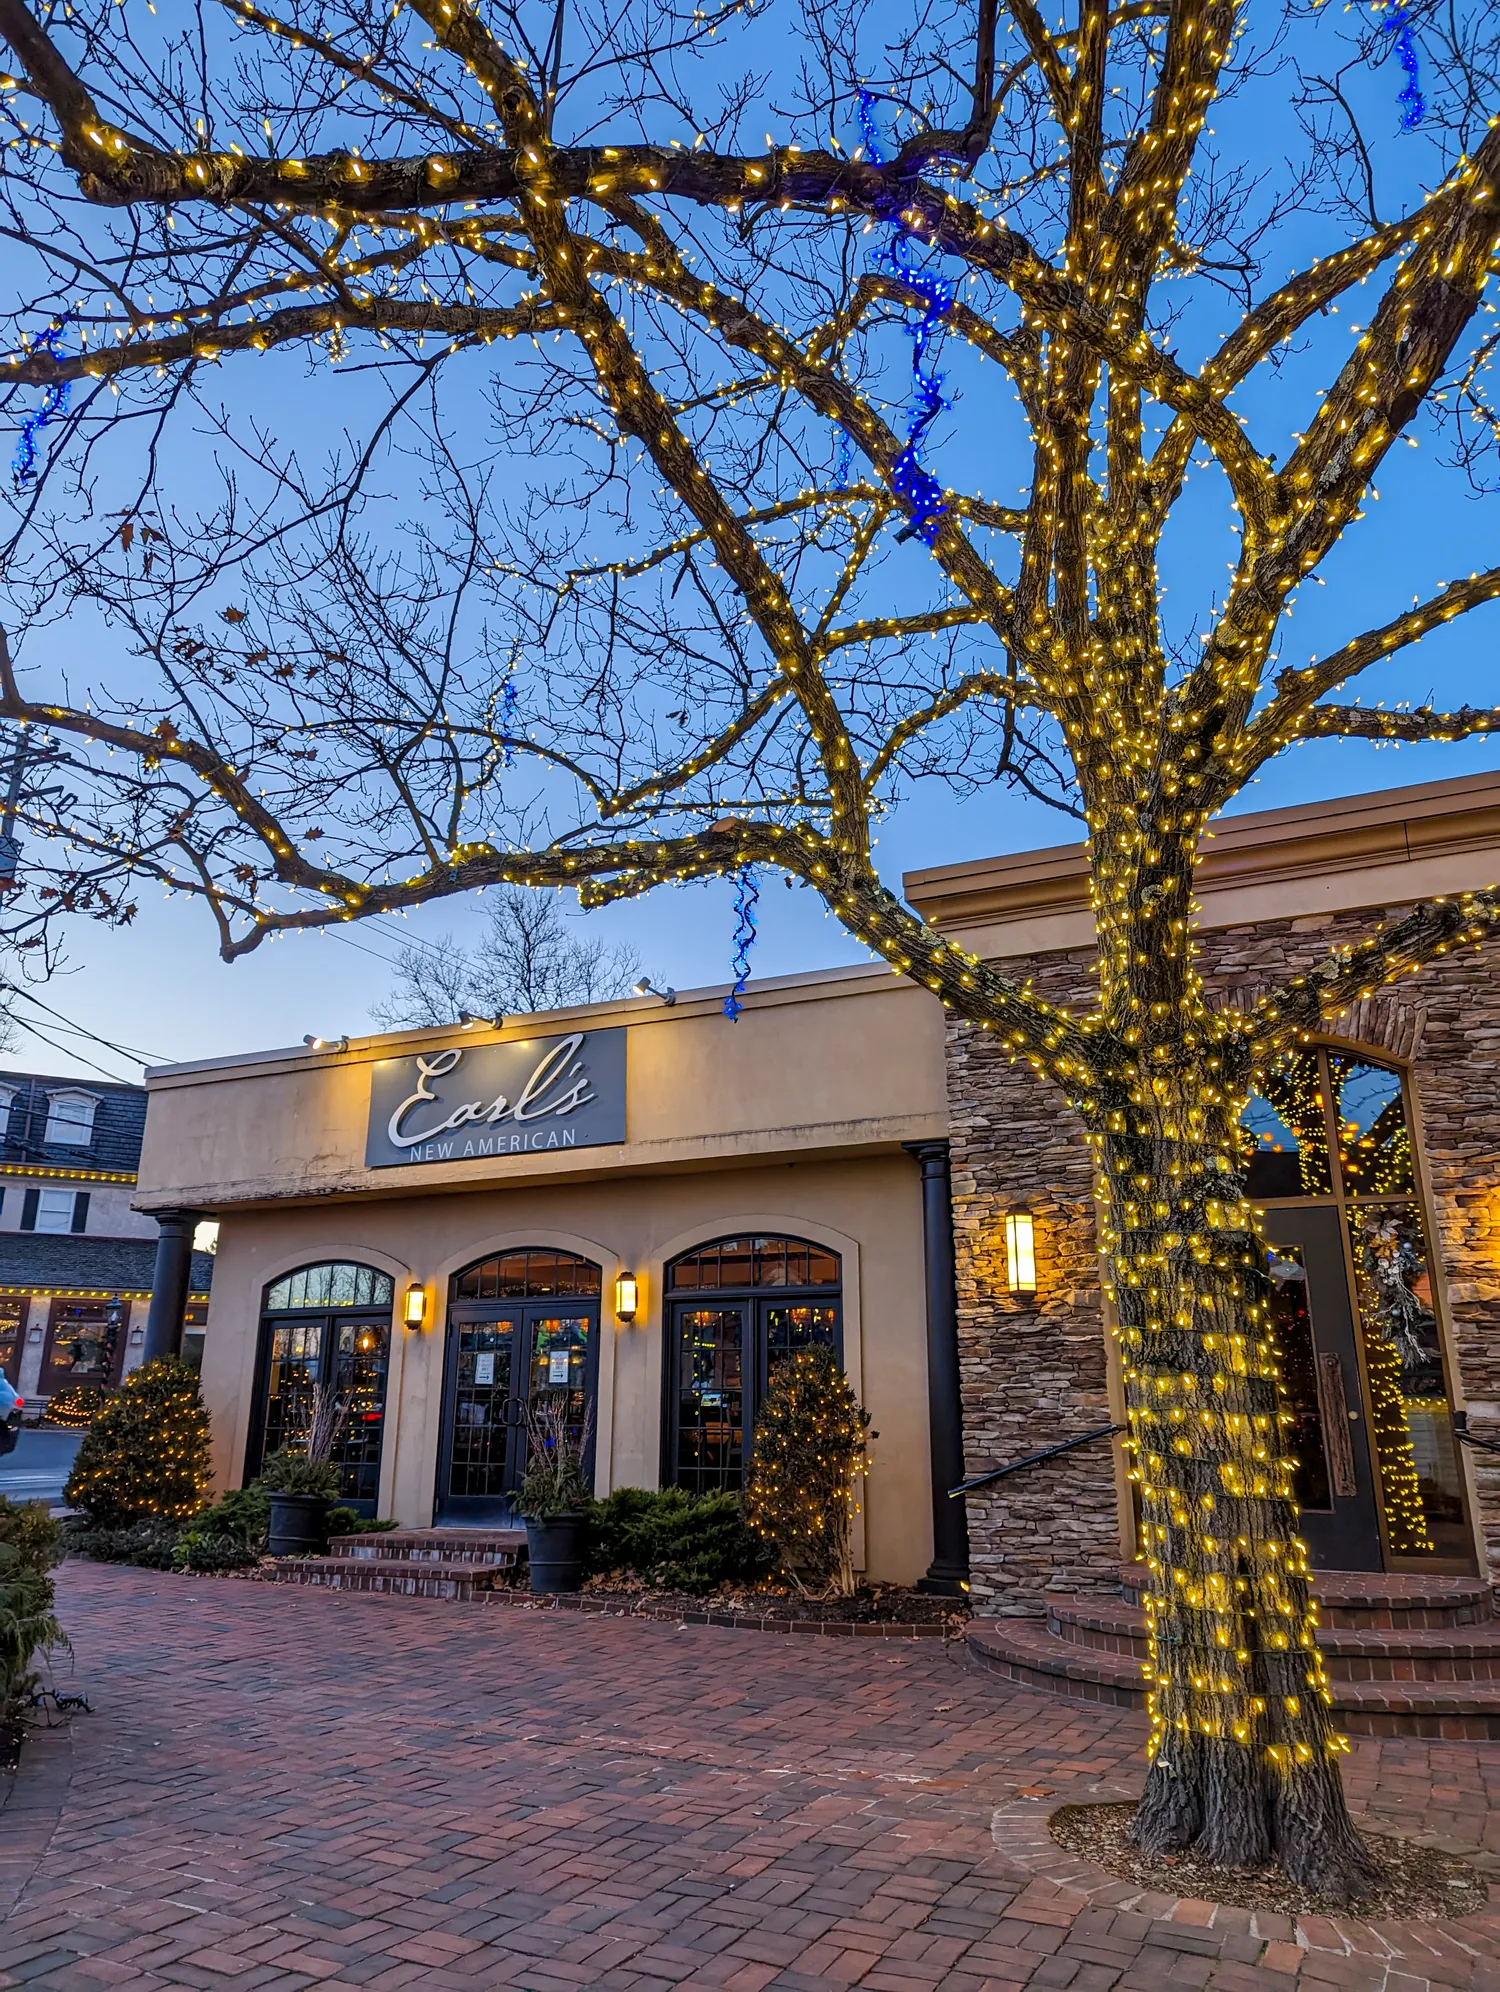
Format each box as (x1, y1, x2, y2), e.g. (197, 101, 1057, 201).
(0, 0, 1498, 1897)
(370, 886, 643, 1027)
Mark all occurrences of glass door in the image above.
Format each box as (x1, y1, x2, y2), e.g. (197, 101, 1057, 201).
(1262, 1209, 1383, 1570)
(1243, 1048, 1473, 1570)
(248, 1309, 392, 1515)
(437, 1302, 599, 1522)
(672, 1305, 747, 1495)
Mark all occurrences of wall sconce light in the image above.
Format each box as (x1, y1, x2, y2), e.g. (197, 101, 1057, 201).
(303, 1033, 349, 1053)
(403, 1282, 427, 1330)
(1005, 1213, 1037, 1297)
(633, 977, 677, 1006)
(614, 1271, 639, 1323)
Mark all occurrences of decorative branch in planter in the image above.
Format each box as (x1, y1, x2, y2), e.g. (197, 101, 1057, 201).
(260, 1376, 350, 1555)
(518, 1394, 594, 1595)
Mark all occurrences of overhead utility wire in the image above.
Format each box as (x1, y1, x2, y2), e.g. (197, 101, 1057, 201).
(0, 981, 165, 1066)
(2, 1012, 137, 1085)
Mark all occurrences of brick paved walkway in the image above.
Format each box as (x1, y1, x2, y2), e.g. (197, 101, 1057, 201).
(2, 1563, 1499, 1992)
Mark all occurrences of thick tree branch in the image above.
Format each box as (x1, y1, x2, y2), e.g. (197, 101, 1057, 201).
(1232, 565, 1500, 783)
(1249, 891, 1500, 1058)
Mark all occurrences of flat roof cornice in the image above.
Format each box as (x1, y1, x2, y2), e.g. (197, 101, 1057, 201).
(902, 769, 1500, 947)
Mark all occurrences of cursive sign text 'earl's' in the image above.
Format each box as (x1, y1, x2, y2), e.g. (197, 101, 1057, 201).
(364, 1028, 627, 1168)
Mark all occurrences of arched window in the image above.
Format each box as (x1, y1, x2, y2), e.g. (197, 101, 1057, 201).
(436, 1249, 602, 1523)
(265, 1262, 394, 1311)
(1240, 1049, 1469, 1571)
(247, 1261, 395, 1513)
(664, 1235, 843, 1496)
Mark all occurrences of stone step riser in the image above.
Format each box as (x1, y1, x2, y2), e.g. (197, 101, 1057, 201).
(341, 1547, 520, 1567)
(971, 1619, 1500, 1739)
(1050, 1618, 1500, 1682)
(1117, 1565, 1495, 1631)
(1118, 1590, 1491, 1630)
(275, 1569, 479, 1600)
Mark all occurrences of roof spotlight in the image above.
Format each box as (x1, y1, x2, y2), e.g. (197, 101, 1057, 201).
(303, 1033, 350, 1053)
(633, 977, 677, 1006)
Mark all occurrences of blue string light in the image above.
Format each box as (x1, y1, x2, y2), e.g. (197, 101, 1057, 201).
(722, 867, 759, 1021)
(11, 319, 70, 488)
(1374, 1, 1424, 130)
(855, 91, 956, 545)
(499, 668, 520, 767)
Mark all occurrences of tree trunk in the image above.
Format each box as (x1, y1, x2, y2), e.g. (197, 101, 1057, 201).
(1094, 1078, 1382, 1901)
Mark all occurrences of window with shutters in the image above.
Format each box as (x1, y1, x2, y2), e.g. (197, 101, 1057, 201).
(33, 1188, 81, 1234)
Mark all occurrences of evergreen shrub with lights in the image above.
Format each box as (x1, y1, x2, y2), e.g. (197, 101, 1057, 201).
(63, 1359, 210, 1529)
(44, 1385, 111, 1432)
(746, 1349, 872, 1598)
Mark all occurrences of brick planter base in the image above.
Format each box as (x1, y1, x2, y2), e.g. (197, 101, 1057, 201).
(989, 1775, 1500, 1974)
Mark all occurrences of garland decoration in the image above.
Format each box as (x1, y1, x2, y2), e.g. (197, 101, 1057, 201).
(1375, 1, 1424, 130)
(722, 866, 759, 1020)
(855, 92, 956, 545)
(499, 667, 520, 768)
(11, 319, 71, 487)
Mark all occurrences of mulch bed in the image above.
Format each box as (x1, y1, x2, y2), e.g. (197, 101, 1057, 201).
(1051, 1800, 1491, 1921)
(498, 1579, 969, 1636)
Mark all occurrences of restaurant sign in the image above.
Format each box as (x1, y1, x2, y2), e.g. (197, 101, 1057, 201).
(365, 1029, 626, 1168)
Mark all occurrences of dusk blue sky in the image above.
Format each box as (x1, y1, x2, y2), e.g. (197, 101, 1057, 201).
(3, 1, 1496, 1084)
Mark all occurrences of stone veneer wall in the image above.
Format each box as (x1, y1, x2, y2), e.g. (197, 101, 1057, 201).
(946, 905, 1500, 1616)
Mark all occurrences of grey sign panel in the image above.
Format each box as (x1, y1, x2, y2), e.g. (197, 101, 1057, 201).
(365, 1028, 626, 1169)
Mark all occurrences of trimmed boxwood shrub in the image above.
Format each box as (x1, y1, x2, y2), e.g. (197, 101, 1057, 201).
(586, 1487, 770, 1595)
(65, 1517, 181, 1569)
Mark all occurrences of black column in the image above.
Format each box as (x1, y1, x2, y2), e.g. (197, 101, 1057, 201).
(141, 1210, 201, 1365)
(905, 1141, 969, 1595)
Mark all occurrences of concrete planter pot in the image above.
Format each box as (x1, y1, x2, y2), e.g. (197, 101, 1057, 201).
(267, 1492, 331, 1558)
(525, 1513, 588, 1594)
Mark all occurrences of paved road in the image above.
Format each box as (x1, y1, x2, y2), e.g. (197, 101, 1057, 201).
(0, 1563, 1497, 1990)
(0, 1425, 83, 1505)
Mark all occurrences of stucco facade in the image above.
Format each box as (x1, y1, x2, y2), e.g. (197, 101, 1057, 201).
(134, 768, 1500, 1603)
(137, 966, 950, 1584)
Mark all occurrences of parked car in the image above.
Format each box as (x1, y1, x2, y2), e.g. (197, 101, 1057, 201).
(0, 1374, 24, 1455)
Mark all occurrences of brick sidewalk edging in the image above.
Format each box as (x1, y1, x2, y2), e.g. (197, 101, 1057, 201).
(989, 1774, 1500, 1974)
(483, 1583, 966, 1637)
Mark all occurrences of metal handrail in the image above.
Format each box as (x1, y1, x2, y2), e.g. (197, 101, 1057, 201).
(949, 1422, 1125, 1499)
(1453, 1410, 1500, 1457)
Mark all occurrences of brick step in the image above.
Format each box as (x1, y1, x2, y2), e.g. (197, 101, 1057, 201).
(970, 1619, 1500, 1737)
(1117, 1563, 1494, 1628)
(273, 1555, 521, 1600)
(1047, 1595, 1500, 1680)
(331, 1529, 526, 1567)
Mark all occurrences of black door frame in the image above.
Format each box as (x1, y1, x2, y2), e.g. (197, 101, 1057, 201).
(662, 1288, 844, 1493)
(244, 1304, 394, 1515)
(434, 1292, 601, 1524)
(1261, 1206, 1384, 1571)
(1246, 1041, 1476, 1574)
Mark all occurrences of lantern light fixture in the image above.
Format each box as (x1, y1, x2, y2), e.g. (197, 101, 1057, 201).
(403, 1282, 427, 1329)
(1005, 1213, 1037, 1296)
(614, 1271, 639, 1323)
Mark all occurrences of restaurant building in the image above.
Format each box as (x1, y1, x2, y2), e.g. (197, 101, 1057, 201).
(134, 769, 1500, 1598)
